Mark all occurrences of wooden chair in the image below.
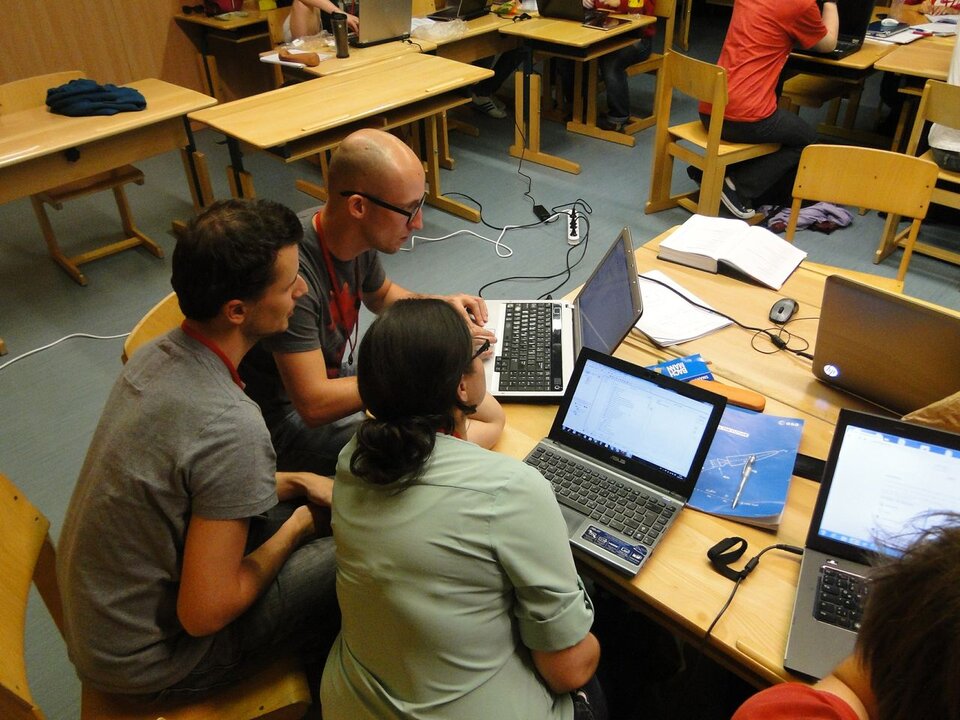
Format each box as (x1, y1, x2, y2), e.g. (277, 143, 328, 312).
(645, 52, 780, 218)
(622, 0, 677, 134)
(0, 72, 163, 286)
(0, 470, 313, 720)
(876, 79, 960, 276)
(786, 143, 940, 288)
(121, 292, 185, 363)
(779, 73, 866, 137)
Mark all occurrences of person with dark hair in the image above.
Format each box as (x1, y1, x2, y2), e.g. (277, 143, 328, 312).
(320, 298, 604, 720)
(58, 198, 340, 701)
(696, 0, 838, 218)
(731, 516, 960, 720)
(240, 128, 503, 477)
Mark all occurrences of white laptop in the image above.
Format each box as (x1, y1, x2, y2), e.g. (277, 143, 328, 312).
(783, 409, 960, 679)
(482, 228, 643, 401)
(524, 348, 727, 575)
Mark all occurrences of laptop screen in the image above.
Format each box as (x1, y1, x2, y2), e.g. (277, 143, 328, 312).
(549, 349, 726, 499)
(838, 0, 875, 39)
(576, 229, 643, 354)
(807, 410, 960, 562)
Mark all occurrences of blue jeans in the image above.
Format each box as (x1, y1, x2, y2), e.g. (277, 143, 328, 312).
(700, 108, 817, 205)
(600, 37, 652, 124)
(154, 501, 339, 703)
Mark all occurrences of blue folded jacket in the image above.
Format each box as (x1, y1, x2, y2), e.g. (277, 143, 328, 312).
(46, 78, 147, 117)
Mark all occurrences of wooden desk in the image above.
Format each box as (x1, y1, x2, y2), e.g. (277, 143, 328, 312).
(499, 15, 656, 174)
(433, 13, 518, 63)
(0, 78, 215, 356)
(494, 228, 885, 687)
(176, 9, 288, 101)
(188, 53, 492, 222)
(872, 34, 956, 81)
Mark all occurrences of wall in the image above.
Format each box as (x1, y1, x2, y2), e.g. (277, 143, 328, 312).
(1, 0, 203, 90)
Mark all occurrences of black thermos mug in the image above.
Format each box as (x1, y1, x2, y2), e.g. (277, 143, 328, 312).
(332, 12, 349, 58)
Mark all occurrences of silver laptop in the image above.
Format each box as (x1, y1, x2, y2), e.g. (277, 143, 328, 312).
(351, 0, 411, 47)
(793, 0, 875, 59)
(482, 228, 642, 401)
(428, 0, 490, 22)
(524, 348, 727, 575)
(783, 409, 960, 679)
(813, 275, 960, 416)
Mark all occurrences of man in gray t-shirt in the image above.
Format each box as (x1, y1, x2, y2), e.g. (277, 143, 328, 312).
(58, 200, 338, 700)
(240, 128, 504, 475)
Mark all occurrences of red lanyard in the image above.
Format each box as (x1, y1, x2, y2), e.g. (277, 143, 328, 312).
(180, 321, 245, 389)
(313, 213, 360, 373)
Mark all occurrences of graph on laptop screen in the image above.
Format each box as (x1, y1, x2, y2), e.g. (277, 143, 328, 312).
(560, 358, 717, 480)
(817, 424, 960, 557)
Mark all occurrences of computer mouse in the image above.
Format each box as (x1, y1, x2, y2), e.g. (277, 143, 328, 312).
(881, 17, 899, 26)
(769, 298, 799, 324)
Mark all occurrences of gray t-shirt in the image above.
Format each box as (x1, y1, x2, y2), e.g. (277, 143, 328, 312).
(321, 434, 594, 720)
(240, 211, 386, 425)
(57, 328, 278, 694)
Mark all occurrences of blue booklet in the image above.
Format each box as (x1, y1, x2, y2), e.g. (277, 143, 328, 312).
(646, 354, 713, 382)
(688, 406, 804, 530)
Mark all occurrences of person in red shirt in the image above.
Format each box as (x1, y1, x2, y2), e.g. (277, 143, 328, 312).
(697, 0, 838, 219)
(732, 517, 960, 720)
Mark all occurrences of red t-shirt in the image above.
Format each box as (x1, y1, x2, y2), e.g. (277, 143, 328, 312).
(701, 0, 826, 122)
(732, 683, 861, 720)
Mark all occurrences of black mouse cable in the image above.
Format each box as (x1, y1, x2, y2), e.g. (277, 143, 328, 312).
(640, 274, 814, 359)
(476, 217, 591, 299)
(440, 192, 553, 232)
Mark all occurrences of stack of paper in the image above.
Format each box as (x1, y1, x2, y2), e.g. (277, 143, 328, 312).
(634, 271, 732, 346)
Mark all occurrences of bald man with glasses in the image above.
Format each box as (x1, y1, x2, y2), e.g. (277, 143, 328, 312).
(240, 129, 504, 476)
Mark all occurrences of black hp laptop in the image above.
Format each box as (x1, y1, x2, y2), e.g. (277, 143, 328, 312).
(794, 0, 875, 59)
(427, 0, 490, 22)
(482, 228, 643, 401)
(783, 409, 960, 679)
(536, 0, 630, 29)
(524, 348, 727, 575)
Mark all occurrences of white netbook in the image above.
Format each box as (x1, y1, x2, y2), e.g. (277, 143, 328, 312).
(482, 228, 643, 401)
(783, 409, 960, 679)
(351, 0, 411, 47)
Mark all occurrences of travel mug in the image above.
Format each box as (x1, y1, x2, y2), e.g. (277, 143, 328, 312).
(332, 12, 349, 58)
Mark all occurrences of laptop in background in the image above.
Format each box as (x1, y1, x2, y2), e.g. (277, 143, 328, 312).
(482, 228, 643, 401)
(351, 0, 410, 47)
(783, 409, 960, 679)
(428, 0, 490, 22)
(794, 0, 875, 59)
(524, 348, 727, 575)
(536, 0, 630, 29)
(812, 275, 960, 416)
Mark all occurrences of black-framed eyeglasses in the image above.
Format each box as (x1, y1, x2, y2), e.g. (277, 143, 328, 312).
(339, 190, 426, 225)
(471, 338, 491, 362)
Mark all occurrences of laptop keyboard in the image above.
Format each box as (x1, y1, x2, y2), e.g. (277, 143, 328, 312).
(526, 446, 677, 546)
(814, 565, 868, 631)
(494, 303, 563, 392)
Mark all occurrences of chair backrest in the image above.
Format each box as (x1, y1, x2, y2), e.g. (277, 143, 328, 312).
(412, 0, 442, 16)
(122, 292, 185, 363)
(906, 79, 960, 156)
(654, 52, 728, 156)
(792, 144, 939, 220)
(0, 473, 62, 720)
(0, 71, 85, 114)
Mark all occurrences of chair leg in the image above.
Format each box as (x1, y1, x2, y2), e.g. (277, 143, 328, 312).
(30, 195, 87, 285)
(875, 212, 904, 264)
(697, 161, 725, 217)
(113, 185, 163, 259)
(895, 219, 922, 284)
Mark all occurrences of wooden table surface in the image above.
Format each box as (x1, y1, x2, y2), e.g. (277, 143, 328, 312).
(493, 228, 890, 687)
(873, 33, 956, 80)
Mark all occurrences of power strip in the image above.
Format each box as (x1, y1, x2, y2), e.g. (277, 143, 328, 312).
(565, 210, 581, 245)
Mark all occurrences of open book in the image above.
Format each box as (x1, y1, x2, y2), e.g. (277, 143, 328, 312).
(657, 215, 807, 290)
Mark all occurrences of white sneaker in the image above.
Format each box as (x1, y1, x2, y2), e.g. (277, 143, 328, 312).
(471, 94, 507, 119)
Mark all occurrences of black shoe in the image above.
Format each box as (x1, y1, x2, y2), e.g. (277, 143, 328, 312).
(720, 177, 755, 220)
(598, 115, 627, 132)
(686, 166, 703, 185)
